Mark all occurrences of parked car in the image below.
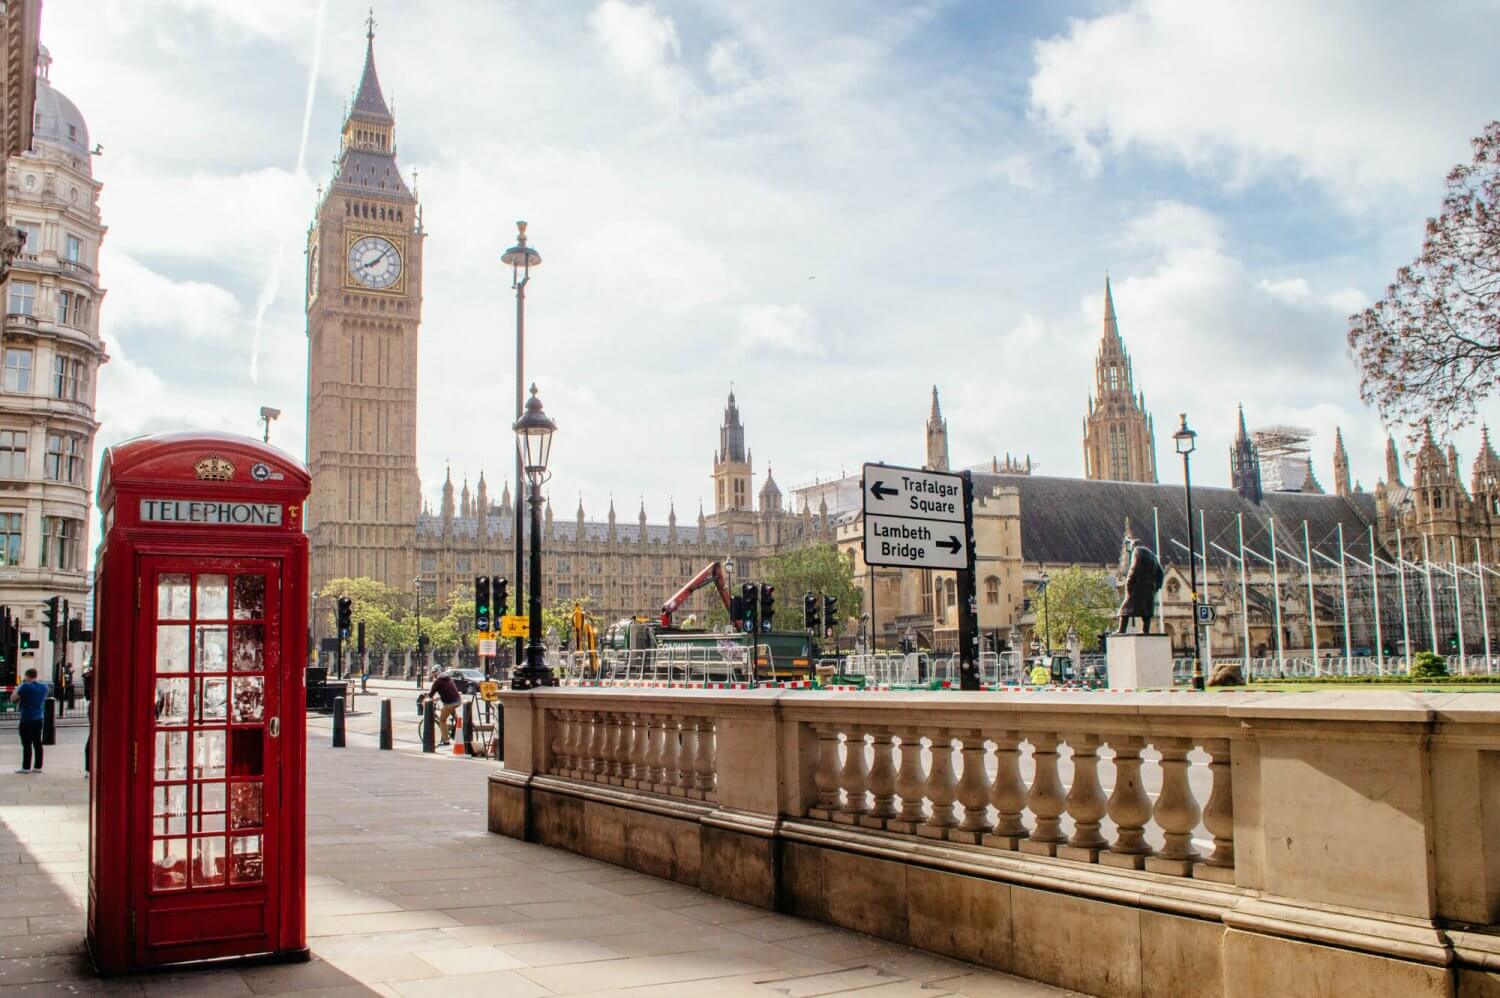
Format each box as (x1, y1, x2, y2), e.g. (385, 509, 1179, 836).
(446, 668, 485, 695)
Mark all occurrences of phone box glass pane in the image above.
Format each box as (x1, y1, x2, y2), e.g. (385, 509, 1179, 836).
(192, 836, 225, 887)
(232, 625, 265, 672)
(231, 676, 264, 722)
(233, 575, 266, 620)
(154, 731, 186, 781)
(152, 838, 188, 891)
(155, 625, 189, 674)
(154, 679, 189, 726)
(230, 834, 263, 884)
(157, 574, 190, 620)
(196, 574, 229, 619)
(196, 626, 229, 673)
(192, 729, 226, 779)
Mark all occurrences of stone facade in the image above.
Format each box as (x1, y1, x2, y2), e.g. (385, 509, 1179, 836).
(1082, 277, 1157, 484)
(0, 38, 103, 682)
(305, 27, 422, 597)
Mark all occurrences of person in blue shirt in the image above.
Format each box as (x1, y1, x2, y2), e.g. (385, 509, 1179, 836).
(10, 668, 48, 773)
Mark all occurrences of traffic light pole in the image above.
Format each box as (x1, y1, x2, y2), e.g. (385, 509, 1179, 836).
(957, 471, 980, 691)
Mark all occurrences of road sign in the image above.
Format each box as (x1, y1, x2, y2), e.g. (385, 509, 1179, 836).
(500, 615, 530, 639)
(861, 463, 965, 523)
(865, 514, 969, 569)
(1196, 604, 1216, 625)
(478, 638, 497, 657)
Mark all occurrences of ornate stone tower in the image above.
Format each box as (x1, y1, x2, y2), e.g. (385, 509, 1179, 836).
(1332, 427, 1351, 497)
(305, 20, 423, 594)
(711, 389, 752, 513)
(1229, 404, 1262, 503)
(925, 386, 949, 472)
(1082, 277, 1157, 482)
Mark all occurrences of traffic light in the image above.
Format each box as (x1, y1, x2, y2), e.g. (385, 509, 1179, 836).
(1449, 632, 1460, 652)
(43, 596, 60, 642)
(417, 632, 429, 654)
(803, 592, 817, 630)
(474, 575, 492, 632)
(493, 577, 509, 618)
(729, 594, 744, 627)
(20, 630, 36, 650)
(759, 584, 775, 632)
(822, 595, 837, 635)
(740, 583, 758, 634)
(336, 597, 352, 638)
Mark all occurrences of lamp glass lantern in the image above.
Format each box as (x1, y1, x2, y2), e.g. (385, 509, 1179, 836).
(1173, 415, 1197, 455)
(513, 383, 556, 484)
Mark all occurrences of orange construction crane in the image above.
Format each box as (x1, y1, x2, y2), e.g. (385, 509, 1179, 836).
(660, 561, 733, 627)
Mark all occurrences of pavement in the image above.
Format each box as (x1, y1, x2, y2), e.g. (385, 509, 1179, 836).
(0, 706, 1077, 996)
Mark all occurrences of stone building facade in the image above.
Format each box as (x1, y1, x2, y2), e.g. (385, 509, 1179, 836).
(1082, 277, 1157, 483)
(0, 34, 104, 682)
(305, 26, 422, 597)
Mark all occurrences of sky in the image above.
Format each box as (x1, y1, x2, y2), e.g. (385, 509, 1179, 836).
(41, 0, 1500, 520)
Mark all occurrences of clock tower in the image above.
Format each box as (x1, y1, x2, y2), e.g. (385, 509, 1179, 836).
(305, 21, 423, 595)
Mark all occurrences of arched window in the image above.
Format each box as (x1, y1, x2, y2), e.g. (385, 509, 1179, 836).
(984, 576, 1000, 605)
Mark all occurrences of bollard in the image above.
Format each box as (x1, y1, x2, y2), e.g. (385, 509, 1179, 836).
(42, 696, 56, 745)
(461, 699, 474, 759)
(494, 702, 504, 761)
(421, 697, 435, 753)
(378, 698, 393, 750)
(332, 696, 346, 748)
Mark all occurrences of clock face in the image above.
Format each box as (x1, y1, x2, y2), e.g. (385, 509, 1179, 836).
(347, 234, 402, 290)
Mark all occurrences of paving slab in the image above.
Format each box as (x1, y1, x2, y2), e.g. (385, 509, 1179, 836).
(0, 715, 1077, 996)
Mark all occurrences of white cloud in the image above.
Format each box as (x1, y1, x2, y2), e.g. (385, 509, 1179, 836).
(1028, 0, 1500, 209)
(736, 303, 821, 355)
(1125, 200, 1223, 252)
(101, 250, 242, 342)
(589, 0, 695, 109)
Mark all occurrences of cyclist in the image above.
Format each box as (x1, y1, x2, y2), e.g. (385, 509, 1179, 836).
(422, 669, 462, 745)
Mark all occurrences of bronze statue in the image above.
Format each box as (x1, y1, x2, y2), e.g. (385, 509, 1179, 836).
(1116, 536, 1165, 634)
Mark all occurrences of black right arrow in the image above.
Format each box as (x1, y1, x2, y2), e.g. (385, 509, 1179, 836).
(870, 480, 898, 500)
(937, 536, 961, 554)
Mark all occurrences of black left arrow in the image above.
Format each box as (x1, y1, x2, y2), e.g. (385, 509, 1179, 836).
(937, 536, 961, 554)
(871, 480, 898, 500)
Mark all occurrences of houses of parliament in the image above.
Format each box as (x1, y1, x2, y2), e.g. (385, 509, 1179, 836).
(305, 28, 1500, 650)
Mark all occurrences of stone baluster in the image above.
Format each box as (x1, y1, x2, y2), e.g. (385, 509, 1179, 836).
(1020, 733, 1066, 856)
(594, 713, 614, 781)
(567, 711, 587, 778)
(608, 713, 629, 784)
(862, 731, 899, 828)
(983, 730, 1028, 850)
(675, 718, 699, 795)
(835, 728, 870, 823)
(619, 715, 643, 788)
(685, 719, 711, 799)
(698, 719, 718, 798)
(918, 731, 959, 840)
(1145, 737, 1201, 876)
(888, 731, 928, 834)
(645, 715, 667, 789)
(1059, 735, 1108, 862)
(950, 732, 995, 844)
(547, 711, 567, 775)
(579, 711, 599, 780)
(1101, 736, 1153, 870)
(659, 717, 683, 795)
(560, 711, 578, 774)
(809, 725, 843, 819)
(1197, 738, 1235, 883)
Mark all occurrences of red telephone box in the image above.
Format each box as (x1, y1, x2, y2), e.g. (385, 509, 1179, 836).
(88, 432, 311, 973)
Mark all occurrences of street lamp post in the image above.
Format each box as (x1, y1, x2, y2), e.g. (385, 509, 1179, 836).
(724, 557, 735, 633)
(512, 384, 558, 690)
(1173, 414, 1205, 691)
(413, 576, 423, 688)
(503, 222, 541, 671)
(1039, 568, 1051, 654)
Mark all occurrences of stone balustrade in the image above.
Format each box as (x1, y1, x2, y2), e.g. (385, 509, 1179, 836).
(546, 706, 717, 800)
(491, 688, 1500, 997)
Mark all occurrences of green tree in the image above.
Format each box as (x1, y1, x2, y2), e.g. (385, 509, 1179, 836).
(1411, 650, 1448, 679)
(1034, 567, 1116, 652)
(541, 595, 602, 646)
(761, 543, 862, 633)
(317, 577, 415, 651)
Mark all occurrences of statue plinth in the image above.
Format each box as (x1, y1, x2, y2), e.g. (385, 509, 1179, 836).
(1106, 633, 1172, 690)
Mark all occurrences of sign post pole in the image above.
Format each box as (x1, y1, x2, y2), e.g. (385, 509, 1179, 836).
(957, 471, 980, 690)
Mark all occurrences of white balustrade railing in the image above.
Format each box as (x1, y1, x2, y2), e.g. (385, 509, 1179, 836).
(546, 705, 718, 801)
(802, 719, 1234, 882)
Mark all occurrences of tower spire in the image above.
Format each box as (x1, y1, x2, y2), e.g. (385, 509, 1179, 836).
(1333, 427, 1351, 497)
(925, 385, 949, 472)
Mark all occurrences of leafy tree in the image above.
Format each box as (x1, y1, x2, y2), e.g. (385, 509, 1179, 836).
(1034, 567, 1116, 652)
(317, 577, 414, 651)
(541, 595, 602, 646)
(1348, 121, 1500, 436)
(1411, 650, 1448, 679)
(761, 543, 862, 633)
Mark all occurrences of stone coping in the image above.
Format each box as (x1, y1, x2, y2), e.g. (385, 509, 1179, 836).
(500, 686, 1500, 726)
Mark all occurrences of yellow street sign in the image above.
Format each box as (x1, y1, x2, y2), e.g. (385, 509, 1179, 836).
(500, 615, 530, 639)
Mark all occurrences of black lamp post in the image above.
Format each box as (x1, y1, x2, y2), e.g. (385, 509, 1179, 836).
(503, 222, 541, 671)
(1173, 413, 1205, 691)
(413, 576, 424, 688)
(512, 383, 557, 690)
(1038, 568, 1051, 654)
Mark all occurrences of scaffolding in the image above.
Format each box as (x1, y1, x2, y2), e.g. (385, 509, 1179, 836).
(1159, 508, 1498, 675)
